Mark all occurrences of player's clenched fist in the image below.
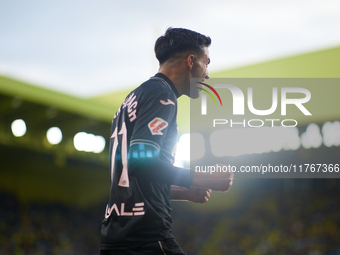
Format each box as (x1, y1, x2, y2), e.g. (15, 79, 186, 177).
(187, 187, 212, 204)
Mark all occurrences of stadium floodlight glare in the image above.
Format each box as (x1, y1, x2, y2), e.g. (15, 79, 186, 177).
(74, 132, 87, 152)
(322, 122, 333, 147)
(175, 133, 205, 164)
(210, 126, 301, 157)
(11, 119, 27, 137)
(73, 132, 106, 153)
(46, 127, 63, 145)
(283, 127, 301, 151)
(322, 121, 340, 147)
(93, 135, 106, 153)
(301, 123, 322, 149)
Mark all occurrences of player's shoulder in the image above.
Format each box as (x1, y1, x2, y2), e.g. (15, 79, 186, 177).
(135, 75, 177, 101)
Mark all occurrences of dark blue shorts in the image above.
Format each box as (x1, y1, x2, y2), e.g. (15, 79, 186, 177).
(100, 239, 186, 255)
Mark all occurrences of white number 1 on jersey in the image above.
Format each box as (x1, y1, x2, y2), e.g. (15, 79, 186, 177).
(110, 122, 129, 187)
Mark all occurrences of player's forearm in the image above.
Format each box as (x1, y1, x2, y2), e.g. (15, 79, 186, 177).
(128, 142, 193, 187)
(170, 185, 189, 201)
(192, 172, 233, 191)
(129, 157, 193, 188)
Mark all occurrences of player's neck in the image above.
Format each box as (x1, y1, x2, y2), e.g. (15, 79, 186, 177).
(158, 65, 189, 97)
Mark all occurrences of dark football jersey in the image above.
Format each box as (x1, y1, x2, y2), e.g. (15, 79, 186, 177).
(100, 73, 192, 250)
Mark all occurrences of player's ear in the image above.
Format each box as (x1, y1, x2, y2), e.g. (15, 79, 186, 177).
(186, 54, 195, 70)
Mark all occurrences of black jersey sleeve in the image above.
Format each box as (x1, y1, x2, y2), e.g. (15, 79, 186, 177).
(130, 90, 176, 147)
(128, 90, 193, 188)
(128, 144, 192, 187)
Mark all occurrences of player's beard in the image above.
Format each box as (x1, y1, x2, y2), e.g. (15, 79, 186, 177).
(187, 74, 201, 99)
(188, 80, 201, 99)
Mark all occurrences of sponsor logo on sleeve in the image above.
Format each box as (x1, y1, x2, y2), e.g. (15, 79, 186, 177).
(148, 117, 168, 135)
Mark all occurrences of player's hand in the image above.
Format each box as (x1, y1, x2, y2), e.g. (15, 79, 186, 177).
(192, 164, 234, 192)
(187, 187, 211, 204)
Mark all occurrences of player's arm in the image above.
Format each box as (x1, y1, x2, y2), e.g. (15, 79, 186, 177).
(191, 164, 234, 192)
(129, 154, 233, 191)
(171, 185, 211, 204)
(191, 174, 233, 191)
(128, 144, 193, 187)
(128, 90, 193, 188)
(128, 90, 233, 190)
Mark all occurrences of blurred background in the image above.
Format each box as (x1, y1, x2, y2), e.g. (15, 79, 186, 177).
(1, 0, 340, 254)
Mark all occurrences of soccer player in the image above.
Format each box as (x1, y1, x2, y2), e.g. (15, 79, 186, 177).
(100, 28, 233, 255)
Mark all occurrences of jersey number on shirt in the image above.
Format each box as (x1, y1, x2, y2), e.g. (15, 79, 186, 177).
(110, 122, 129, 187)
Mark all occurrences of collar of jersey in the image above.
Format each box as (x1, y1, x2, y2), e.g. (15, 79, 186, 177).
(154, 73, 180, 98)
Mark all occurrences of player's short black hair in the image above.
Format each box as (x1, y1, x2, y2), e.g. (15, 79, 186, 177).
(154, 27, 211, 64)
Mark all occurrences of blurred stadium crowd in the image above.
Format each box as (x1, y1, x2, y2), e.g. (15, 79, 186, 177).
(172, 179, 340, 255)
(1, 178, 340, 255)
(0, 192, 102, 255)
